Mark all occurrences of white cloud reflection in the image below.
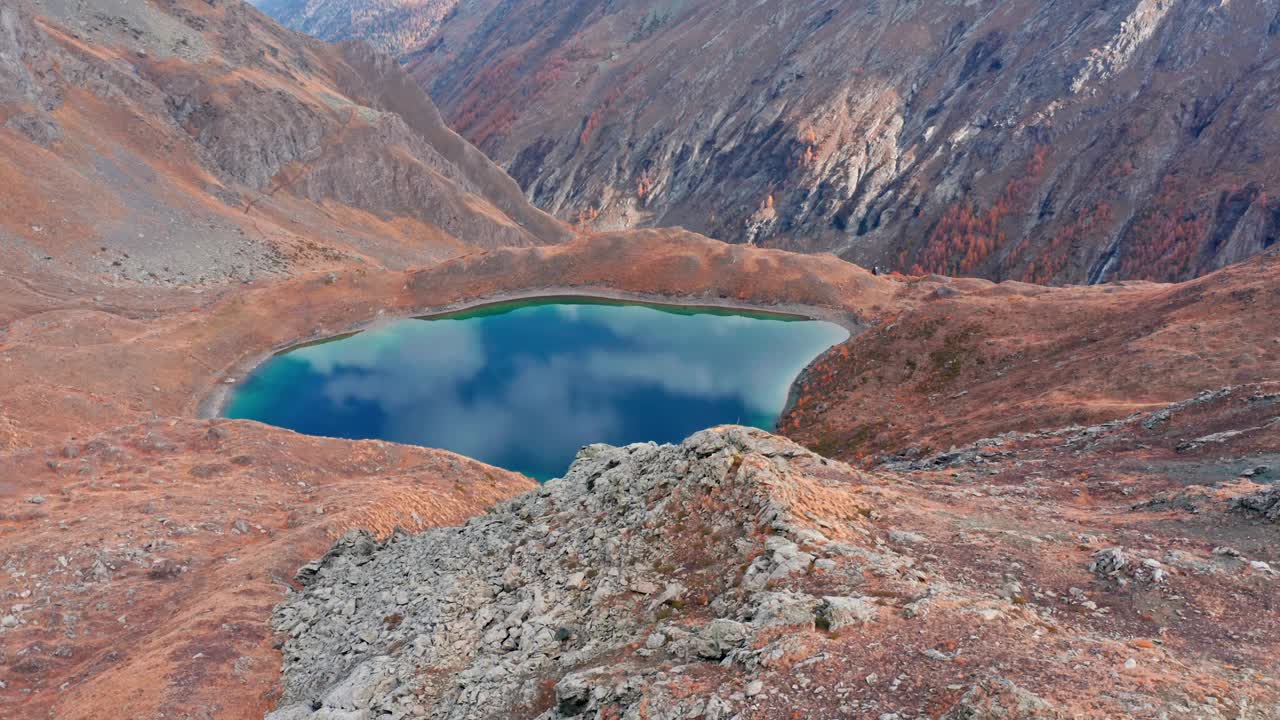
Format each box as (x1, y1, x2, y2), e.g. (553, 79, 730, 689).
(277, 303, 848, 476)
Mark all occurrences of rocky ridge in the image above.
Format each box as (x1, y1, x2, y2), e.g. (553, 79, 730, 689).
(269, 423, 1280, 719)
(269, 427, 991, 719)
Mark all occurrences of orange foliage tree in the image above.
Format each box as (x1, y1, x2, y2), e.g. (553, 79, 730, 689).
(1019, 202, 1113, 284)
(577, 66, 646, 147)
(1116, 177, 1213, 282)
(572, 206, 600, 232)
(905, 145, 1049, 277)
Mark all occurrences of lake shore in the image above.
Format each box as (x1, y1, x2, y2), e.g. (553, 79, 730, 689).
(197, 285, 864, 421)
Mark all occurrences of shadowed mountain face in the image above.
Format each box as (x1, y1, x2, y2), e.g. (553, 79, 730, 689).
(0, 0, 567, 286)
(262, 0, 1280, 284)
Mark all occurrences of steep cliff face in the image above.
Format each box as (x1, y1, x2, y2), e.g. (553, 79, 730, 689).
(269, 0, 1280, 284)
(0, 0, 568, 286)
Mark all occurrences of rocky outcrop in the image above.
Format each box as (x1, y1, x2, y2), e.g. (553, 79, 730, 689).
(939, 677, 1063, 720)
(270, 427, 893, 718)
(269, 0, 1280, 284)
(267, 418, 1280, 719)
(0, 418, 536, 720)
(1235, 487, 1280, 522)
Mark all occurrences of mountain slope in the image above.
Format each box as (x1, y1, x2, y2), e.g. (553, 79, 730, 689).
(0, 0, 568, 287)
(267, 0, 1280, 284)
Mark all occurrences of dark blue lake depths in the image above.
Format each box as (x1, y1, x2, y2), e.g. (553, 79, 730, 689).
(224, 299, 849, 480)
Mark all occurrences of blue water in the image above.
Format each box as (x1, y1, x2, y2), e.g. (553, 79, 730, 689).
(224, 299, 849, 480)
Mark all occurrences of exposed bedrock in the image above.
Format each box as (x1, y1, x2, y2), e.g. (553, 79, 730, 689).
(268, 418, 1280, 719)
(269, 427, 931, 719)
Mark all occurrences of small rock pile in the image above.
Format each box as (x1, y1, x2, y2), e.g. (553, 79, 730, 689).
(1088, 547, 1168, 585)
(268, 427, 899, 719)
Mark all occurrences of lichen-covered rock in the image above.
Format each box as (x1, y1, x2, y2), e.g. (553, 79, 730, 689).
(815, 596, 878, 631)
(941, 676, 1063, 720)
(691, 619, 751, 660)
(1089, 547, 1129, 576)
(1234, 487, 1280, 522)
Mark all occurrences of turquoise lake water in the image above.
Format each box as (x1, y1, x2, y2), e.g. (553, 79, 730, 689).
(224, 299, 849, 480)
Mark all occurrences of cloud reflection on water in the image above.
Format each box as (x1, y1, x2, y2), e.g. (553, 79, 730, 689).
(232, 302, 848, 479)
